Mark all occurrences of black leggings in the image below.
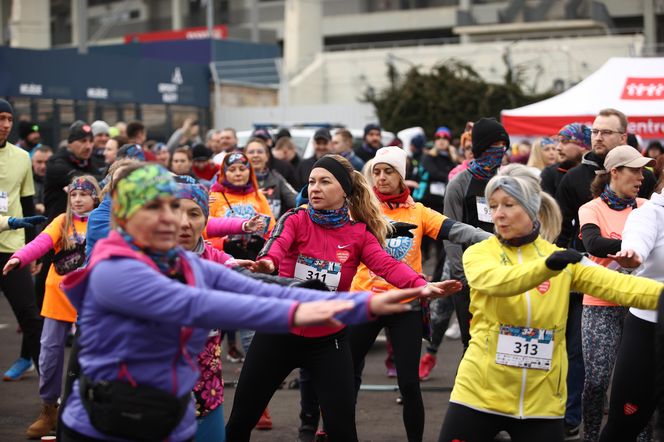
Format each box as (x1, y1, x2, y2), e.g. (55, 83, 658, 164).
(0, 252, 43, 369)
(349, 309, 424, 442)
(599, 312, 656, 442)
(451, 285, 472, 350)
(225, 329, 357, 442)
(438, 403, 564, 442)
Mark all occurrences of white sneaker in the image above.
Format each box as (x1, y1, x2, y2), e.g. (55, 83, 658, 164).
(444, 321, 461, 340)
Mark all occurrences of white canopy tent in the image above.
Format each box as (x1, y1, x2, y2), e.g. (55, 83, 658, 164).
(501, 57, 664, 139)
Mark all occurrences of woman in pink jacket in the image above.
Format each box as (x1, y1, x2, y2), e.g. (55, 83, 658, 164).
(225, 155, 461, 441)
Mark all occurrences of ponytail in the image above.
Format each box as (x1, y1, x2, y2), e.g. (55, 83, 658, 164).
(328, 155, 391, 245)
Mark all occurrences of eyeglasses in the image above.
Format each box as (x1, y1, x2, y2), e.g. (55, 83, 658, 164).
(591, 129, 624, 137)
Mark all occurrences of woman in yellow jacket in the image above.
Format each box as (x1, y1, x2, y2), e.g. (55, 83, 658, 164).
(438, 171, 664, 442)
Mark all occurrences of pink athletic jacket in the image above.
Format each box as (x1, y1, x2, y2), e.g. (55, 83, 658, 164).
(258, 207, 427, 337)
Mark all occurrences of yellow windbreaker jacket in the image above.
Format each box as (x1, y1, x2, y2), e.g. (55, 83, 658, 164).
(451, 235, 663, 419)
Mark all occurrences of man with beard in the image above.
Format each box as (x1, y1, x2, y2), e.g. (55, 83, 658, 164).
(541, 123, 591, 197)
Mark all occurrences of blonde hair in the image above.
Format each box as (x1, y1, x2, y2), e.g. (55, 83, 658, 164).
(327, 155, 391, 245)
(527, 137, 552, 171)
(495, 164, 562, 242)
(61, 175, 101, 250)
(100, 158, 140, 199)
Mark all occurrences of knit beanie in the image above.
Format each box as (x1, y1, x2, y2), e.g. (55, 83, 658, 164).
(0, 99, 13, 115)
(18, 121, 39, 140)
(372, 146, 407, 179)
(364, 123, 381, 138)
(471, 118, 510, 158)
(91, 120, 110, 137)
(68, 121, 93, 143)
(557, 123, 591, 150)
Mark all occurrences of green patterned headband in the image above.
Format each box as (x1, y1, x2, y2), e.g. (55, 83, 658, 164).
(113, 164, 179, 221)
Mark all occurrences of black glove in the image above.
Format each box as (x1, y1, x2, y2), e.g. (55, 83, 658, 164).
(388, 222, 417, 239)
(291, 278, 330, 291)
(8, 215, 48, 229)
(545, 249, 584, 271)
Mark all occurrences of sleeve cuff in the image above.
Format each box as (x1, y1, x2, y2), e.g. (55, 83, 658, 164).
(287, 302, 300, 330)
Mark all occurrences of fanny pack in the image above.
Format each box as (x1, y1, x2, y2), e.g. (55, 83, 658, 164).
(79, 374, 190, 441)
(53, 242, 86, 275)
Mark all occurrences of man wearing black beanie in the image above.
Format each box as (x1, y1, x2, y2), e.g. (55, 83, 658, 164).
(0, 98, 44, 382)
(354, 123, 383, 162)
(442, 117, 509, 349)
(16, 121, 42, 153)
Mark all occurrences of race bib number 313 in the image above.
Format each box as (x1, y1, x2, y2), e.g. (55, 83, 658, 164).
(496, 325, 554, 371)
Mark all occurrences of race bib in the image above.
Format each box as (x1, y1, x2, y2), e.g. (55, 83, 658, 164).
(496, 325, 554, 371)
(294, 255, 342, 291)
(0, 191, 8, 213)
(476, 196, 493, 223)
(429, 182, 446, 197)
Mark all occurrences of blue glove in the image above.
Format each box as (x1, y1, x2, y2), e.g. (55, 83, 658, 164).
(8, 215, 48, 229)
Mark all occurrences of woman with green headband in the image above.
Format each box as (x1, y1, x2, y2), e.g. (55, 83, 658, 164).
(57, 164, 428, 442)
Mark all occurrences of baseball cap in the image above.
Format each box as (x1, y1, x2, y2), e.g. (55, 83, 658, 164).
(601, 145, 655, 173)
(313, 128, 332, 142)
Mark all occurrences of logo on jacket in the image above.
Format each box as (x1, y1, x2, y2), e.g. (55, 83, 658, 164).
(225, 204, 256, 219)
(385, 236, 413, 261)
(536, 280, 550, 294)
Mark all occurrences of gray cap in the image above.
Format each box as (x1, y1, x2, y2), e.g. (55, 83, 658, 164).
(91, 120, 110, 137)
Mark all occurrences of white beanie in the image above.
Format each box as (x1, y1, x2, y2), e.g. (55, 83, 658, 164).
(91, 120, 110, 137)
(372, 146, 407, 179)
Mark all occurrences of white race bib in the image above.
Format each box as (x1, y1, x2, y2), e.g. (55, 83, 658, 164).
(429, 182, 446, 197)
(476, 196, 493, 223)
(294, 255, 342, 291)
(496, 325, 554, 371)
(0, 191, 8, 213)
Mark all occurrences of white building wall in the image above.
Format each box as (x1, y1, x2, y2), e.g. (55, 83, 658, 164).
(285, 34, 645, 105)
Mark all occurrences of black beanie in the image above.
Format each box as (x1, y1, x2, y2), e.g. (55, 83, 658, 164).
(471, 118, 510, 158)
(18, 121, 39, 140)
(68, 120, 93, 143)
(0, 99, 13, 115)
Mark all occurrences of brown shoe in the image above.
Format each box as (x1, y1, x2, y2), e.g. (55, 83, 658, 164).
(255, 407, 272, 430)
(25, 402, 58, 439)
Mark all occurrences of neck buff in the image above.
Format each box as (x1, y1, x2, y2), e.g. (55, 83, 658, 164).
(174, 175, 210, 218)
(118, 227, 181, 276)
(498, 221, 541, 247)
(468, 146, 505, 181)
(373, 186, 410, 205)
(307, 204, 350, 228)
(68, 151, 89, 169)
(192, 237, 206, 256)
(600, 184, 637, 211)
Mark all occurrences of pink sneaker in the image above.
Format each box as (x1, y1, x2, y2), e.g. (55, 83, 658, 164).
(418, 353, 436, 381)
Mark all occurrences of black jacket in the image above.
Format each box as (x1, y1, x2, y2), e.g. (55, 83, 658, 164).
(294, 157, 318, 190)
(354, 143, 378, 163)
(420, 151, 457, 212)
(44, 147, 103, 221)
(540, 161, 576, 197)
(268, 157, 297, 189)
(554, 151, 656, 250)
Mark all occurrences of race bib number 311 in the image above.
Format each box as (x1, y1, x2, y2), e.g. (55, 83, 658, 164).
(294, 255, 342, 291)
(496, 325, 554, 371)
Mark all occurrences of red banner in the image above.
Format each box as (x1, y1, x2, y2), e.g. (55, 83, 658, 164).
(621, 77, 664, 100)
(501, 114, 664, 139)
(124, 25, 227, 43)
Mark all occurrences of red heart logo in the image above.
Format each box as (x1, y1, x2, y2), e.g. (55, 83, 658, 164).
(537, 280, 550, 294)
(336, 250, 349, 263)
(624, 402, 638, 415)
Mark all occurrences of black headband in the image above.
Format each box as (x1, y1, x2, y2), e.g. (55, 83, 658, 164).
(313, 156, 353, 196)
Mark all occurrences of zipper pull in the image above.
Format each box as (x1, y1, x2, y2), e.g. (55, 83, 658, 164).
(335, 338, 339, 350)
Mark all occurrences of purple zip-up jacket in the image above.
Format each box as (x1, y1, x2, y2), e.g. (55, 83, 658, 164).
(61, 231, 376, 441)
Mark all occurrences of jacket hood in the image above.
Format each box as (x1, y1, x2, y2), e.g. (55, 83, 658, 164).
(581, 151, 603, 169)
(651, 190, 664, 207)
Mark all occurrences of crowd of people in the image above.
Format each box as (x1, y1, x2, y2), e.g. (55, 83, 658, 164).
(1, 96, 664, 442)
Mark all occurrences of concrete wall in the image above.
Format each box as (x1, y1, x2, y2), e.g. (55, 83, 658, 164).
(285, 33, 645, 105)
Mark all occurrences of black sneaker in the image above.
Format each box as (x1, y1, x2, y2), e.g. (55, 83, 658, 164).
(297, 425, 316, 442)
(564, 423, 581, 440)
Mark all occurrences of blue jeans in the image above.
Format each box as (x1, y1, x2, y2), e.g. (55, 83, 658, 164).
(565, 292, 584, 427)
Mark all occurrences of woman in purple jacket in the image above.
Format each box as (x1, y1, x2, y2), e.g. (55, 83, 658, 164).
(58, 164, 426, 442)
